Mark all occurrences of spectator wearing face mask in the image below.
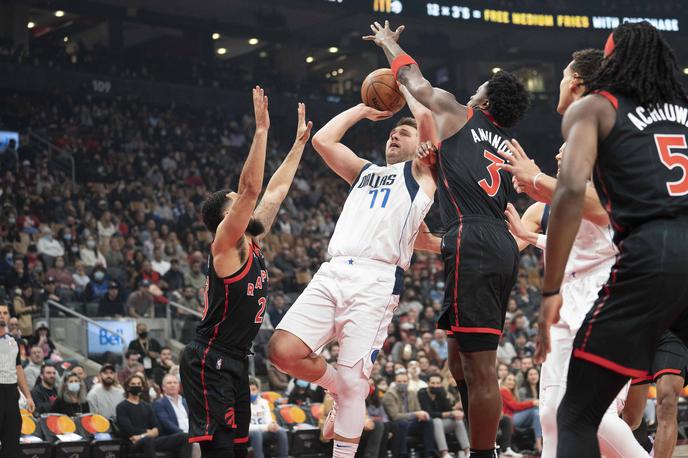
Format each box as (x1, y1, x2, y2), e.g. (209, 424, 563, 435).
(80, 237, 107, 268)
(248, 377, 288, 458)
(98, 281, 125, 317)
(72, 261, 91, 298)
(88, 363, 125, 420)
(418, 374, 470, 458)
(84, 266, 110, 302)
(52, 371, 90, 416)
(287, 379, 324, 405)
(128, 323, 162, 378)
(36, 226, 64, 266)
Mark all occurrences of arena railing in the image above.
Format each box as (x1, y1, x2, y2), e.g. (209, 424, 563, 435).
(28, 131, 75, 185)
(45, 299, 128, 365)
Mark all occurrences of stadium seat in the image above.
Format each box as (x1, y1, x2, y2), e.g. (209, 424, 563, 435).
(262, 391, 283, 405)
(275, 404, 324, 456)
(75, 414, 122, 458)
(307, 402, 323, 426)
(37, 414, 90, 457)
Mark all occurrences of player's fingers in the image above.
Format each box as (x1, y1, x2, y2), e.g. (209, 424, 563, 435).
(512, 138, 529, 159)
(396, 25, 405, 35)
(362, 35, 375, 41)
(374, 21, 382, 30)
(504, 140, 521, 160)
(384, 20, 389, 29)
(495, 163, 514, 173)
(493, 148, 513, 163)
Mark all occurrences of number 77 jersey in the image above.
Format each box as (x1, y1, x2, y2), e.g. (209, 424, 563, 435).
(435, 107, 518, 229)
(592, 91, 688, 245)
(328, 160, 434, 271)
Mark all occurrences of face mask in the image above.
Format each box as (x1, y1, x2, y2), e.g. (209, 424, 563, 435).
(295, 379, 309, 389)
(139, 331, 148, 339)
(430, 387, 444, 397)
(128, 386, 143, 396)
(87, 240, 96, 249)
(71, 245, 79, 253)
(396, 384, 408, 393)
(67, 382, 81, 392)
(250, 393, 259, 403)
(64, 233, 72, 241)
(94, 271, 105, 281)
(8, 217, 16, 224)
(44, 234, 53, 241)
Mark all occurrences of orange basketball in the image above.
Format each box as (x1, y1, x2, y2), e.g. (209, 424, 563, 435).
(361, 68, 406, 113)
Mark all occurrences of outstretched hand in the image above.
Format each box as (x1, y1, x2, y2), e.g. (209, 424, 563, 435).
(363, 20, 405, 46)
(295, 103, 313, 145)
(357, 103, 394, 121)
(253, 86, 270, 131)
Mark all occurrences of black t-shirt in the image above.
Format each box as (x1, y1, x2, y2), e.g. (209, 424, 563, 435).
(31, 383, 58, 414)
(418, 388, 453, 418)
(116, 399, 158, 438)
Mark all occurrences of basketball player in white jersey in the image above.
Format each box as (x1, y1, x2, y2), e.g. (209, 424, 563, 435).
(268, 87, 438, 458)
(496, 49, 648, 458)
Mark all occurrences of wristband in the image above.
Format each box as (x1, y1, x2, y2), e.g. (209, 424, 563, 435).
(391, 54, 417, 81)
(532, 172, 544, 191)
(542, 289, 560, 298)
(535, 234, 547, 250)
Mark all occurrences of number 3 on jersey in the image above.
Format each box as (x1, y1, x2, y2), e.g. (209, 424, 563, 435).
(655, 134, 688, 196)
(478, 151, 506, 197)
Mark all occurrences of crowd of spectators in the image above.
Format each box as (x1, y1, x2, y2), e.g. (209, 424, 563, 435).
(0, 83, 550, 456)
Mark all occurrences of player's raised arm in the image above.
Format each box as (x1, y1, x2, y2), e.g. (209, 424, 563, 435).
(213, 86, 269, 254)
(400, 85, 438, 197)
(311, 104, 392, 184)
(364, 21, 467, 141)
(252, 103, 313, 241)
(496, 140, 609, 226)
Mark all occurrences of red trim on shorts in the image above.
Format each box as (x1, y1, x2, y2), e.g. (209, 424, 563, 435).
(580, 264, 618, 351)
(200, 284, 232, 435)
(189, 435, 213, 443)
(594, 90, 619, 110)
(234, 436, 249, 444)
(224, 246, 254, 285)
(573, 349, 648, 378)
(437, 157, 463, 330)
(654, 368, 682, 381)
(453, 326, 502, 336)
(631, 375, 652, 385)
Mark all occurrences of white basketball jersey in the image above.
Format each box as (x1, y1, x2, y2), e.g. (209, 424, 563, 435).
(328, 161, 434, 270)
(542, 204, 617, 281)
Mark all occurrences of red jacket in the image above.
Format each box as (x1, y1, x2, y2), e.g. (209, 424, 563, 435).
(500, 387, 535, 416)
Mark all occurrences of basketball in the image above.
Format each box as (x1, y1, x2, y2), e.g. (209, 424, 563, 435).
(361, 68, 406, 113)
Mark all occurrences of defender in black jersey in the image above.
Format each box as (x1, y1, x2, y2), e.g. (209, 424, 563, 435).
(366, 21, 531, 457)
(539, 23, 688, 457)
(180, 89, 312, 458)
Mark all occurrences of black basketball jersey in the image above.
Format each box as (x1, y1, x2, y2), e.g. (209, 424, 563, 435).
(196, 240, 268, 355)
(437, 108, 517, 228)
(593, 91, 688, 244)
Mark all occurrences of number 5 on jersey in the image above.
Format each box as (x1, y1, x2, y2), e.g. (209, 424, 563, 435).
(478, 150, 506, 197)
(655, 134, 688, 196)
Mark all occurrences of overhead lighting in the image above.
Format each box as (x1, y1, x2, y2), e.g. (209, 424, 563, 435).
(212, 33, 220, 40)
(259, 50, 268, 58)
(248, 38, 259, 45)
(330, 70, 338, 76)
(306, 56, 314, 63)
(684, 68, 688, 75)
(217, 48, 227, 55)
(63, 36, 69, 42)
(27, 21, 35, 29)
(337, 68, 343, 74)
(328, 46, 338, 53)
(492, 67, 502, 74)
(325, 73, 331, 79)
(54, 10, 65, 17)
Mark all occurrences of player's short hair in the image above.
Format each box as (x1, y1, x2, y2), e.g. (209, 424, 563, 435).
(428, 373, 443, 383)
(486, 71, 531, 128)
(571, 48, 604, 84)
(395, 117, 417, 130)
(249, 376, 261, 390)
(201, 189, 232, 234)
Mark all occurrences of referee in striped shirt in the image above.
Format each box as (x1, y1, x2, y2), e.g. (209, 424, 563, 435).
(0, 303, 34, 457)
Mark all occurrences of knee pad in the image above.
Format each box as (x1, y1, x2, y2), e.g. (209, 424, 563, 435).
(335, 361, 370, 399)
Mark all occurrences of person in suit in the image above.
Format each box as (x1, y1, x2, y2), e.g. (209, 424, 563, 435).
(153, 374, 189, 437)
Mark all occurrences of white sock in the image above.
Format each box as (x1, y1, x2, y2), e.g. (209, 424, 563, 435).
(333, 440, 358, 458)
(314, 363, 338, 395)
